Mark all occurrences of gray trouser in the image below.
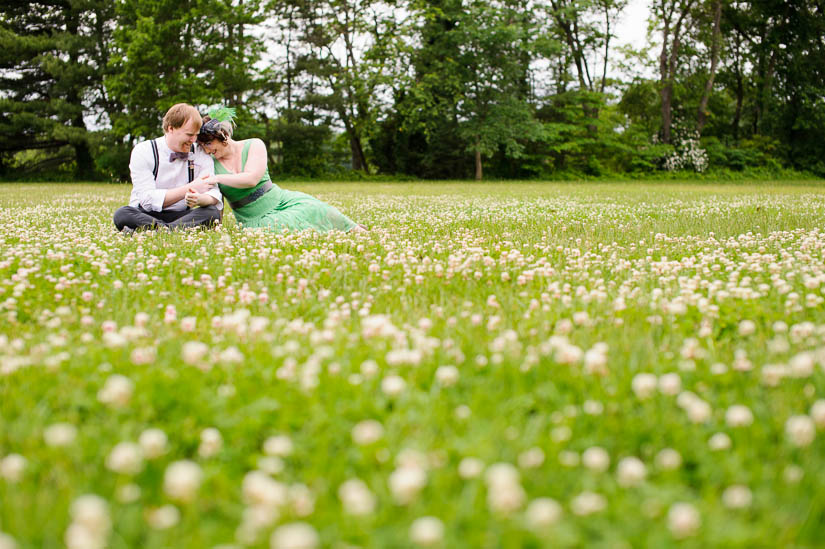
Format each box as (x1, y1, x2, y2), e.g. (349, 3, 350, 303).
(113, 205, 221, 231)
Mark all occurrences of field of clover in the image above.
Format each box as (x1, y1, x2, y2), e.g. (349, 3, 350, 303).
(2, 181, 825, 549)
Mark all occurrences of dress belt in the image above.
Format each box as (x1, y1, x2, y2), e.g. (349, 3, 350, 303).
(229, 181, 274, 210)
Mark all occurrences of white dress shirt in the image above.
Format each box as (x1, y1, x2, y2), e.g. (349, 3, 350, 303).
(128, 135, 222, 212)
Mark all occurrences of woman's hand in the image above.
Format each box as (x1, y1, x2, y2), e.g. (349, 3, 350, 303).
(201, 174, 220, 189)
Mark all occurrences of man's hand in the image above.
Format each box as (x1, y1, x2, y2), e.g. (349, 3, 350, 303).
(185, 188, 215, 208)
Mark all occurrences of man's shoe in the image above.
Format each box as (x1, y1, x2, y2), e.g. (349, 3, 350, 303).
(120, 226, 135, 236)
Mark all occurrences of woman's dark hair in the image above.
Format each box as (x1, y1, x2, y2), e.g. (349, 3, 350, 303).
(197, 116, 233, 144)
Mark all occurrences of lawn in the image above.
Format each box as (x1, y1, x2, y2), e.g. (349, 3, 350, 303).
(1, 181, 825, 548)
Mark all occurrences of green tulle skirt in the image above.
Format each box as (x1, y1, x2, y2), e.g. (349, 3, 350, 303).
(228, 185, 356, 233)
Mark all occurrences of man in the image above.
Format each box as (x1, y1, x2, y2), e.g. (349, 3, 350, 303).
(113, 103, 222, 233)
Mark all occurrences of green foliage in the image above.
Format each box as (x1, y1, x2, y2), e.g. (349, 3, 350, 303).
(105, 0, 265, 140)
(2, 0, 825, 180)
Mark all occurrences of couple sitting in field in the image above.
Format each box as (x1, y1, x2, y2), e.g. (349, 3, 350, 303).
(113, 103, 365, 234)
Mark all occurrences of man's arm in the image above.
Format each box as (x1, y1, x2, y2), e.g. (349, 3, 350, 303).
(129, 141, 167, 212)
(194, 146, 223, 209)
(162, 186, 191, 207)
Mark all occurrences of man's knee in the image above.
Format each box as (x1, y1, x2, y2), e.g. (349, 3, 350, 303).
(113, 206, 138, 230)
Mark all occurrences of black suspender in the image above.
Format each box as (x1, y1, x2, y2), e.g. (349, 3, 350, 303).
(150, 139, 193, 182)
(149, 139, 195, 209)
(188, 144, 195, 183)
(150, 138, 160, 181)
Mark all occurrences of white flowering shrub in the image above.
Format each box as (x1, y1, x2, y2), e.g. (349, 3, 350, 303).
(662, 122, 710, 172)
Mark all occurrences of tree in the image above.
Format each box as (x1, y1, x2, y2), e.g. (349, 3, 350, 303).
(0, 0, 116, 178)
(454, 1, 542, 179)
(106, 0, 265, 141)
(279, 0, 404, 173)
(651, 0, 697, 144)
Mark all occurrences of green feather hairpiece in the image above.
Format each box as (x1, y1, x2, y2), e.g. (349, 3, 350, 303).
(207, 106, 237, 125)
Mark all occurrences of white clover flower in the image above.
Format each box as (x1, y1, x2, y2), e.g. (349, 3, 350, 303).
(484, 463, 525, 514)
(616, 457, 647, 487)
(381, 375, 407, 397)
(655, 448, 682, 471)
(66, 494, 112, 545)
(685, 399, 712, 423)
(708, 432, 732, 451)
(458, 457, 484, 479)
(359, 360, 379, 378)
(810, 399, 825, 428)
(163, 460, 203, 503)
(487, 480, 526, 514)
(789, 352, 815, 378)
(105, 442, 144, 475)
(145, 504, 180, 530)
(582, 400, 604, 415)
(783, 464, 804, 484)
(198, 427, 223, 458)
(44, 423, 77, 447)
(485, 462, 520, 486)
(570, 491, 606, 516)
(65, 522, 105, 549)
(658, 373, 681, 395)
(0, 453, 26, 482)
(181, 341, 209, 365)
(180, 316, 197, 332)
(389, 465, 427, 505)
(139, 428, 168, 459)
(583, 346, 608, 375)
(97, 374, 133, 408)
(289, 483, 315, 517)
(434, 365, 459, 387)
(725, 405, 754, 427)
(258, 456, 285, 475)
(453, 404, 473, 420)
(525, 497, 562, 530)
(242, 471, 288, 508)
(351, 420, 384, 446)
(631, 373, 657, 399)
(263, 435, 294, 457)
(270, 522, 319, 549)
(220, 346, 244, 364)
(581, 447, 610, 473)
(558, 450, 579, 467)
(409, 516, 444, 547)
(115, 483, 141, 504)
(518, 447, 545, 469)
(786, 415, 816, 447)
(338, 479, 376, 516)
(738, 320, 756, 336)
(0, 532, 17, 549)
(722, 485, 752, 509)
(667, 502, 700, 538)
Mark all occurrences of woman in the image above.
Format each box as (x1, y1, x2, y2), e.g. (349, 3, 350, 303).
(187, 108, 365, 233)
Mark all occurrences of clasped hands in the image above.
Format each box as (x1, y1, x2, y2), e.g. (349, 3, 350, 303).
(184, 175, 220, 208)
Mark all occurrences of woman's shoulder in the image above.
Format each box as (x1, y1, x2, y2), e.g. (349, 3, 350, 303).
(244, 138, 267, 149)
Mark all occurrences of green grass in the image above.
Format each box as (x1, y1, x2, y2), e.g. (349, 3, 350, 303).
(1, 181, 825, 548)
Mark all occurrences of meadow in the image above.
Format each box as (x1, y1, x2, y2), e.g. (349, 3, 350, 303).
(1, 181, 825, 548)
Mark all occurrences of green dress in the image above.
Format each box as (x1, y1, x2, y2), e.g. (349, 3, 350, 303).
(216, 140, 356, 232)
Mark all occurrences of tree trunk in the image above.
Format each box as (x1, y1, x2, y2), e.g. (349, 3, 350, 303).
(657, 0, 694, 144)
(350, 133, 369, 173)
(474, 146, 482, 181)
(696, 0, 722, 134)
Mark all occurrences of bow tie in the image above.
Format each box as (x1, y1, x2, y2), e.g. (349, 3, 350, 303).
(169, 151, 190, 162)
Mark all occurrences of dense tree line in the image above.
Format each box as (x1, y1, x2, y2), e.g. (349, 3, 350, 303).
(2, 0, 824, 181)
